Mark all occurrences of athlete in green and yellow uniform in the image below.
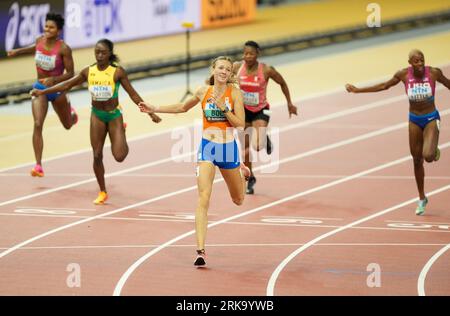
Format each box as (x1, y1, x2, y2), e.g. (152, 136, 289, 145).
(31, 39, 161, 204)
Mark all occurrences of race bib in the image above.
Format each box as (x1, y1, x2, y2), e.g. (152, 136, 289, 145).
(203, 97, 231, 122)
(407, 83, 433, 102)
(89, 85, 113, 101)
(35, 52, 56, 71)
(204, 101, 226, 122)
(243, 91, 259, 106)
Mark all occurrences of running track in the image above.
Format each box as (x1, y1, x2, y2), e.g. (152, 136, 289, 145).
(0, 69, 449, 295)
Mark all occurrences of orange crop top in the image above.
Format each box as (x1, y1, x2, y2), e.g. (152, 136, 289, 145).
(201, 86, 234, 131)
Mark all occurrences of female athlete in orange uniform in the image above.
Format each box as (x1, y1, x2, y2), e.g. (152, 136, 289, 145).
(139, 56, 250, 267)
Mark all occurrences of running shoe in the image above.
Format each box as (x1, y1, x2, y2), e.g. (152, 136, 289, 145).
(194, 249, 206, 267)
(30, 164, 44, 177)
(434, 147, 440, 162)
(71, 107, 78, 126)
(93, 191, 108, 205)
(246, 175, 256, 195)
(415, 197, 428, 216)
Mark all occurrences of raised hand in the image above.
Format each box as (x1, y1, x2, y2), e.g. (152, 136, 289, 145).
(149, 113, 162, 123)
(7, 50, 18, 57)
(345, 84, 358, 93)
(29, 89, 42, 98)
(39, 77, 56, 87)
(287, 103, 298, 118)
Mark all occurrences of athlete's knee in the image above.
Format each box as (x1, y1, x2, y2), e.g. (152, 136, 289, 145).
(33, 120, 44, 131)
(423, 152, 435, 163)
(198, 189, 212, 207)
(113, 150, 128, 163)
(62, 121, 72, 130)
(412, 156, 423, 166)
(198, 188, 212, 201)
(232, 194, 244, 206)
(93, 151, 103, 164)
(112, 145, 129, 162)
(233, 197, 244, 206)
(115, 154, 127, 163)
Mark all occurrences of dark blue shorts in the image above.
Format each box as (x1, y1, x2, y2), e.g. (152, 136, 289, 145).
(197, 138, 240, 169)
(409, 110, 440, 130)
(33, 81, 61, 102)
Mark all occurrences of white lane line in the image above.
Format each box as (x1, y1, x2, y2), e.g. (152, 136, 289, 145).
(0, 118, 434, 260)
(0, 213, 448, 234)
(386, 220, 450, 225)
(0, 151, 194, 207)
(261, 215, 343, 221)
(0, 125, 180, 171)
(0, 173, 196, 178)
(112, 143, 450, 296)
(417, 244, 450, 296)
(16, 206, 96, 212)
(0, 243, 446, 251)
(1, 93, 428, 207)
(266, 183, 450, 296)
(3, 174, 450, 180)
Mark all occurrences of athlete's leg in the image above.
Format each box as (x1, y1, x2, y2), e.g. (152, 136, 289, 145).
(243, 122, 253, 172)
(220, 165, 246, 206)
(51, 93, 76, 129)
(409, 121, 425, 200)
(107, 114, 128, 162)
(242, 122, 258, 194)
(422, 120, 439, 163)
(250, 119, 269, 152)
(195, 162, 216, 253)
(90, 112, 108, 194)
(31, 95, 49, 167)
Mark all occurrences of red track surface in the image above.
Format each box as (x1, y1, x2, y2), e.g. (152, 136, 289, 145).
(1, 69, 449, 295)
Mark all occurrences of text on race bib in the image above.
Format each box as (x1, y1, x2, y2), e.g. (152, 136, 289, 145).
(35, 52, 56, 71)
(89, 85, 113, 101)
(407, 83, 433, 102)
(243, 91, 259, 106)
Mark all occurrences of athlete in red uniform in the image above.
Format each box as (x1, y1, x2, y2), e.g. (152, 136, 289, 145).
(7, 13, 78, 177)
(233, 41, 298, 194)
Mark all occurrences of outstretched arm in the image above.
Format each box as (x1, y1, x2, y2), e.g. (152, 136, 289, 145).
(118, 67, 161, 123)
(434, 68, 450, 90)
(346, 70, 404, 93)
(7, 41, 37, 57)
(30, 68, 88, 97)
(267, 65, 298, 118)
(139, 86, 205, 114)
